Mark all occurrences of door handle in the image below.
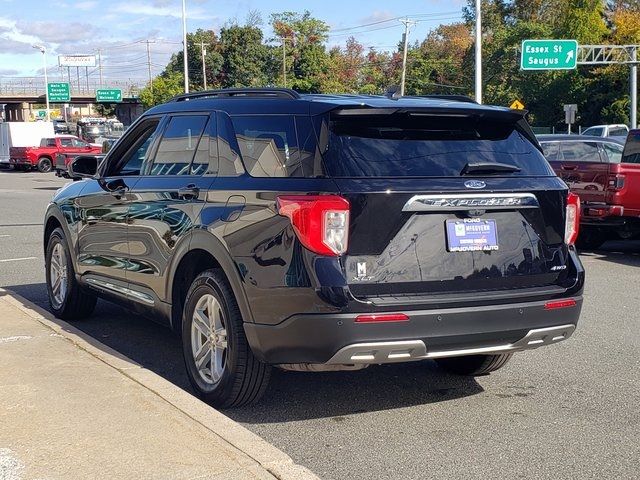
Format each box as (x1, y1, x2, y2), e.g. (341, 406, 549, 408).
(561, 165, 578, 170)
(178, 184, 200, 199)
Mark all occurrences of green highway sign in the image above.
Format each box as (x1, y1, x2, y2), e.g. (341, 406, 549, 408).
(47, 82, 70, 102)
(521, 39, 578, 70)
(96, 89, 122, 103)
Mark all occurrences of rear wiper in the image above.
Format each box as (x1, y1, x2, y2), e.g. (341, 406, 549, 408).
(461, 162, 521, 175)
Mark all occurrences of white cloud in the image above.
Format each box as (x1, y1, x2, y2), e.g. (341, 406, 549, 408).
(76, 1, 98, 10)
(114, 1, 211, 20)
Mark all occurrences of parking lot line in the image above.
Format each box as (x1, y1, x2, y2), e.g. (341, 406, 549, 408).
(0, 257, 37, 263)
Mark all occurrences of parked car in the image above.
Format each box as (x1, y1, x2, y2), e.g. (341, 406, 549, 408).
(539, 134, 640, 248)
(581, 124, 629, 138)
(43, 88, 584, 407)
(53, 119, 70, 135)
(10, 135, 102, 172)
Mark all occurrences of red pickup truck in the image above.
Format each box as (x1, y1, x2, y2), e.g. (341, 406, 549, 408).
(9, 135, 101, 173)
(539, 133, 640, 249)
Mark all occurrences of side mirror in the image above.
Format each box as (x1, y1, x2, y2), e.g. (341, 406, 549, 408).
(68, 155, 98, 179)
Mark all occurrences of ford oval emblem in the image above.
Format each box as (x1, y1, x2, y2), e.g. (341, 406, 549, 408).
(464, 180, 486, 189)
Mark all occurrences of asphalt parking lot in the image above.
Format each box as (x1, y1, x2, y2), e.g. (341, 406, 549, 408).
(1, 169, 638, 480)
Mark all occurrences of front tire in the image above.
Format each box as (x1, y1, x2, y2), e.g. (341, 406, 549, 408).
(45, 227, 97, 320)
(435, 353, 513, 376)
(182, 269, 271, 408)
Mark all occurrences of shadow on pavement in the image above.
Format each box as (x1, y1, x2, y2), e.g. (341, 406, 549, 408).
(578, 240, 640, 268)
(7, 282, 484, 422)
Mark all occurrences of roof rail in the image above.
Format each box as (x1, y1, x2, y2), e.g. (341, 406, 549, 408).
(171, 88, 301, 102)
(418, 94, 478, 104)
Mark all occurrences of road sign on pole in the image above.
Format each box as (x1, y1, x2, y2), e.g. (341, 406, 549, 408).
(564, 104, 578, 134)
(521, 40, 578, 70)
(96, 89, 122, 103)
(47, 82, 70, 102)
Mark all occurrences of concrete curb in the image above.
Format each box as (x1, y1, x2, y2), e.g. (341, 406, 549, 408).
(0, 288, 319, 480)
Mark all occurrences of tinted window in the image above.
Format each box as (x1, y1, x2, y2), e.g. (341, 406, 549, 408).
(190, 115, 217, 175)
(602, 143, 623, 163)
(560, 142, 601, 162)
(540, 142, 561, 162)
(148, 115, 208, 176)
(232, 116, 301, 177)
(609, 127, 628, 137)
(109, 120, 161, 176)
(622, 131, 640, 164)
(45, 138, 56, 147)
(583, 127, 604, 136)
(217, 112, 244, 177)
(72, 138, 88, 148)
(60, 138, 73, 148)
(320, 113, 554, 177)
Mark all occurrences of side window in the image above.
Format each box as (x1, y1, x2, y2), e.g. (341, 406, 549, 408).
(46, 138, 56, 147)
(190, 115, 218, 176)
(561, 142, 601, 162)
(602, 143, 623, 164)
(216, 112, 244, 177)
(60, 138, 73, 148)
(109, 119, 161, 177)
(584, 127, 603, 137)
(147, 115, 208, 176)
(231, 115, 300, 177)
(72, 138, 88, 148)
(608, 127, 628, 137)
(540, 142, 561, 162)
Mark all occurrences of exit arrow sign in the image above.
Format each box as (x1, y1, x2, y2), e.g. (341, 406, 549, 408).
(521, 40, 578, 70)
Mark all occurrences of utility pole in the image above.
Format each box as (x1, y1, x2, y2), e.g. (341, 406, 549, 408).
(97, 49, 103, 87)
(281, 36, 287, 88)
(181, 0, 189, 93)
(474, 0, 482, 103)
(145, 40, 153, 91)
(399, 18, 417, 96)
(197, 41, 208, 90)
(33, 45, 50, 122)
(631, 46, 637, 129)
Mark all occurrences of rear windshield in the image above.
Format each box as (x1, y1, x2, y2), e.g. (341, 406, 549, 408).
(319, 113, 554, 177)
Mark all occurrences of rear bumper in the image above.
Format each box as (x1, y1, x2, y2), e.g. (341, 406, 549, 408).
(9, 158, 32, 166)
(244, 296, 583, 364)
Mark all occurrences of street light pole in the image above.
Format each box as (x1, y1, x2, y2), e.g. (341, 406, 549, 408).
(474, 0, 482, 103)
(181, 0, 189, 93)
(33, 45, 50, 122)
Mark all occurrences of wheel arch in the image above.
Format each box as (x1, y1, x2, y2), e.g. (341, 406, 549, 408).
(167, 228, 255, 332)
(43, 206, 77, 269)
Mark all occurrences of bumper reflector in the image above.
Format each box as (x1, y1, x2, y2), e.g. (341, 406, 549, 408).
(544, 299, 577, 310)
(355, 313, 410, 323)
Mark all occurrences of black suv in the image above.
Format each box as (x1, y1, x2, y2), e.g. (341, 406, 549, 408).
(43, 89, 585, 407)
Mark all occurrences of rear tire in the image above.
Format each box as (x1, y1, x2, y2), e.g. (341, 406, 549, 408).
(37, 157, 52, 173)
(181, 269, 271, 408)
(435, 353, 513, 376)
(45, 227, 97, 320)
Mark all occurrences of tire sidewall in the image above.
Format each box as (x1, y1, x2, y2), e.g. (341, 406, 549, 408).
(38, 157, 52, 173)
(45, 229, 72, 315)
(181, 273, 239, 401)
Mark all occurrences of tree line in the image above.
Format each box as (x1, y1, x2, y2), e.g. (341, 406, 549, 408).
(140, 3, 640, 129)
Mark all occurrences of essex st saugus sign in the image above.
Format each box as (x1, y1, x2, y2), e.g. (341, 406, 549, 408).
(521, 39, 578, 70)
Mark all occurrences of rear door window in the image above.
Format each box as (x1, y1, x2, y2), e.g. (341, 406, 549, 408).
(540, 142, 561, 162)
(608, 127, 628, 137)
(584, 127, 604, 136)
(231, 116, 301, 177)
(602, 143, 623, 163)
(560, 142, 601, 163)
(319, 113, 554, 177)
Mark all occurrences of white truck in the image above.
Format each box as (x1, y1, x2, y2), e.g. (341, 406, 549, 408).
(582, 124, 629, 138)
(0, 122, 55, 166)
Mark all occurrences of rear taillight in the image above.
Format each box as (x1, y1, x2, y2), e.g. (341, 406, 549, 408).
(355, 313, 410, 323)
(565, 192, 580, 245)
(607, 174, 625, 191)
(544, 299, 577, 310)
(277, 195, 350, 256)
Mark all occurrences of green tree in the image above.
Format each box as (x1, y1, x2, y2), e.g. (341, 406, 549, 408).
(139, 72, 184, 108)
(164, 29, 223, 91)
(218, 23, 269, 87)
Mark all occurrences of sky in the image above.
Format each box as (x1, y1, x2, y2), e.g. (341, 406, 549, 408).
(0, 0, 465, 83)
